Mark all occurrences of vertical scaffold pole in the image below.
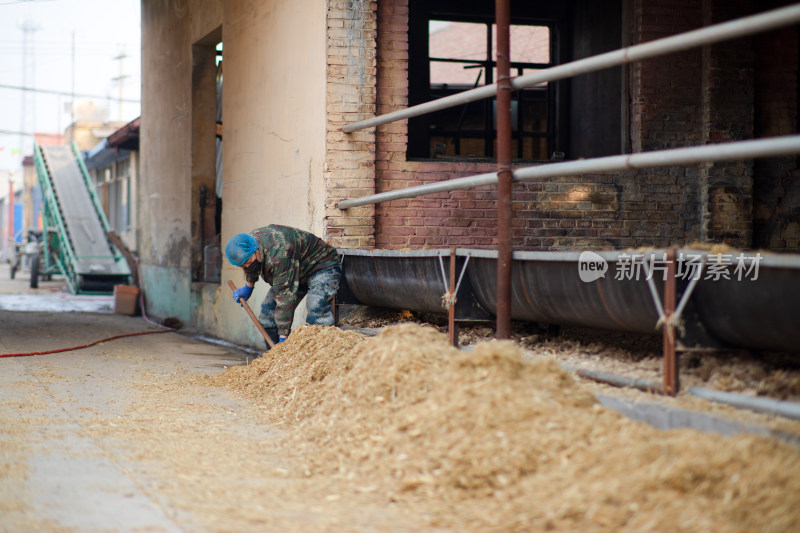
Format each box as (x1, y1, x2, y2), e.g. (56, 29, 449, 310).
(448, 248, 458, 347)
(495, 0, 513, 339)
(663, 249, 678, 395)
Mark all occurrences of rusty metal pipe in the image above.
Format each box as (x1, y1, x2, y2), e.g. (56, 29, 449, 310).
(663, 249, 678, 396)
(495, 0, 512, 339)
(228, 280, 276, 349)
(448, 247, 458, 347)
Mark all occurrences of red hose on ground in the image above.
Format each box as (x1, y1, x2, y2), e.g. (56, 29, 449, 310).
(1, 329, 173, 358)
(2, 258, 177, 358)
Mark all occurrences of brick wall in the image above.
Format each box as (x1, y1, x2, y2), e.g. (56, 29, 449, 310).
(753, 5, 800, 251)
(628, 0, 706, 246)
(699, 0, 755, 248)
(349, 0, 798, 251)
(374, 0, 507, 249)
(631, 0, 704, 153)
(369, 0, 702, 250)
(325, 0, 378, 249)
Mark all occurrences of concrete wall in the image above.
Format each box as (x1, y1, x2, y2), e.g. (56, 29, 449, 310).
(140, 0, 326, 348)
(218, 0, 327, 345)
(22, 163, 36, 232)
(141, 0, 202, 325)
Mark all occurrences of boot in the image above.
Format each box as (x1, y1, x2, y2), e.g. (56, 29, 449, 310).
(264, 327, 280, 351)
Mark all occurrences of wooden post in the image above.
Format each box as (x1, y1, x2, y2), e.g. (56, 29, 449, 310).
(228, 280, 276, 348)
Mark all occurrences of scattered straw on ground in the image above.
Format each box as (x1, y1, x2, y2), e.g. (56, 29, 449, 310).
(209, 324, 800, 532)
(356, 312, 800, 402)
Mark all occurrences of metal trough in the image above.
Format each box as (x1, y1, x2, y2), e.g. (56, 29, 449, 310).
(464, 249, 663, 333)
(690, 252, 800, 352)
(339, 247, 800, 353)
(338, 249, 492, 321)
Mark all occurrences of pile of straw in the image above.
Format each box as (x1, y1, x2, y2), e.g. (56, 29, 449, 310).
(211, 324, 800, 532)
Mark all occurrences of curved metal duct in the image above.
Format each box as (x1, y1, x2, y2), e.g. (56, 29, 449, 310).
(338, 248, 800, 353)
(339, 249, 492, 321)
(690, 253, 800, 352)
(464, 250, 663, 334)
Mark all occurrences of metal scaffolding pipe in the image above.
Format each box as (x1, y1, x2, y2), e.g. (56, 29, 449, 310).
(340, 3, 800, 133)
(337, 135, 800, 209)
(495, 0, 513, 339)
(690, 387, 800, 421)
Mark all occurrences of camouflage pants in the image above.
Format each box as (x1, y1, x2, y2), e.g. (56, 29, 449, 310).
(258, 264, 342, 331)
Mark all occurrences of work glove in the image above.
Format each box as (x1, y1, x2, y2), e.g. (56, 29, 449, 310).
(279, 336, 287, 343)
(232, 285, 254, 305)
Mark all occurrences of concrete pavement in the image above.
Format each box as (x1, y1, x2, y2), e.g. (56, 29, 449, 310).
(0, 263, 247, 531)
(0, 263, 430, 533)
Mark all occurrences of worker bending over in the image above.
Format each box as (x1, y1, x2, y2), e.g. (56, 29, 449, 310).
(225, 225, 341, 348)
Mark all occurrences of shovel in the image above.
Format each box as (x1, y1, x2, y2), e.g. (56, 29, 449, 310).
(228, 280, 276, 348)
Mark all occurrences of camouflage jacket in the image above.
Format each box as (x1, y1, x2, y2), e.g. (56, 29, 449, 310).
(246, 225, 340, 335)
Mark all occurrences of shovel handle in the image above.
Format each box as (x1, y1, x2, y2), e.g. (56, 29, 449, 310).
(228, 280, 276, 348)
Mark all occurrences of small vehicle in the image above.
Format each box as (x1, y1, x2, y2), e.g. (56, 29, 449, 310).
(9, 229, 47, 288)
(8, 239, 20, 279)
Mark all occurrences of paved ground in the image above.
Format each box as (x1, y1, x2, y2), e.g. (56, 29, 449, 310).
(0, 264, 237, 531)
(2, 262, 799, 532)
(0, 264, 428, 532)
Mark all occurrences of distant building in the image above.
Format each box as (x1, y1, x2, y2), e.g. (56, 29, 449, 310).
(65, 120, 129, 153)
(83, 117, 140, 254)
(0, 172, 23, 261)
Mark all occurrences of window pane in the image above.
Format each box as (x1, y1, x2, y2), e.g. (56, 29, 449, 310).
(506, 25, 550, 64)
(429, 21, 487, 85)
(416, 16, 556, 160)
(489, 25, 550, 64)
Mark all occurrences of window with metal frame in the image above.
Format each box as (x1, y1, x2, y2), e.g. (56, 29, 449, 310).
(426, 20, 555, 160)
(407, 1, 561, 161)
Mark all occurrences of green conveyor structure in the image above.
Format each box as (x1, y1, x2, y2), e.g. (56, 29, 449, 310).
(33, 142, 131, 294)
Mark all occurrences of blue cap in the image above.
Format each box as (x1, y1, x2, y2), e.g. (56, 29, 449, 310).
(225, 233, 257, 266)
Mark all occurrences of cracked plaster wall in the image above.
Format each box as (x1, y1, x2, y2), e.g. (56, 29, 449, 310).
(141, 0, 326, 348)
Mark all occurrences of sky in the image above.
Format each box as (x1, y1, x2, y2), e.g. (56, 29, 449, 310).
(0, 0, 141, 177)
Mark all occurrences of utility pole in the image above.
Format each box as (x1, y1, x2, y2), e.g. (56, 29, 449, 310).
(18, 18, 40, 158)
(71, 31, 75, 126)
(112, 51, 129, 122)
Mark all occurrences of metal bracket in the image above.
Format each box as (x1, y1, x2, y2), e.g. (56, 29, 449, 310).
(643, 255, 705, 331)
(437, 253, 471, 308)
(437, 250, 472, 347)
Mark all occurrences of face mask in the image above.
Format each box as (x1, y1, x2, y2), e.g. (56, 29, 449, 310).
(243, 259, 262, 276)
